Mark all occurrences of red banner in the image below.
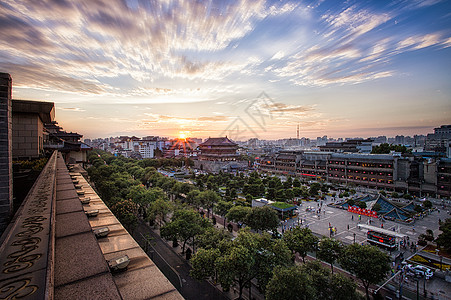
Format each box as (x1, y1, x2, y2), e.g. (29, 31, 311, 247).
(347, 206, 377, 217)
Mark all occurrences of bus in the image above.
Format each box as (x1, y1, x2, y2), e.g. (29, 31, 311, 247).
(367, 230, 397, 250)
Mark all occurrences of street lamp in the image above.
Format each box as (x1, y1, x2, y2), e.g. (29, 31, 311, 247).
(435, 249, 442, 270)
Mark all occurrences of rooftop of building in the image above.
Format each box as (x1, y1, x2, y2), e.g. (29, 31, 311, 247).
(0, 151, 183, 300)
(12, 99, 55, 123)
(200, 137, 237, 146)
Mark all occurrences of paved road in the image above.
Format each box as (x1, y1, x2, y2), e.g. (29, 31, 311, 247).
(134, 221, 229, 300)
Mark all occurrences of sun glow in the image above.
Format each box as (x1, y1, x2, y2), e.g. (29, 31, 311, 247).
(178, 131, 189, 139)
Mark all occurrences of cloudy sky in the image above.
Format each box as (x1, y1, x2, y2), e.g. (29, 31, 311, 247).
(2, 0, 451, 140)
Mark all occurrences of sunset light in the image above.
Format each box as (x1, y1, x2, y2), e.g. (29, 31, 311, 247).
(178, 131, 189, 140)
(1, 0, 450, 139)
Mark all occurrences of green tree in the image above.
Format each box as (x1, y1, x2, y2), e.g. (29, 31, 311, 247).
(186, 190, 201, 208)
(216, 245, 254, 299)
(309, 183, 321, 197)
(226, 206, 252, 225)
(216, 231, 291, 299)
(190, 248, 220, 281)
(148, 197, 173, 227)
(196, 227, 232, 251)
(302, 260, 360, 300)
(246, 206, 279, 233)
(436, 218, 451, 252)
(266, 265, 314, 300)
(372, 143, 411, 154)
(198, 190, 220, 218)
(423, 200, 433, 209)
(285, 189, 295, 200)
(283, 227, 318, 263)
(372, 203, 381, 212)
(111, 199, 138, 233)
(266, 187, 276, 200)
(339, 243, 390, 300)
(316, 238, 343, 273)
(160, 209, 211, 253)
(214, 200, 234, 228)
(357, 201, 367, 209)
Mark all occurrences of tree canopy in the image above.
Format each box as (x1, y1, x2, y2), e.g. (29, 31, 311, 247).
(339, 243, 390, 300)
(316, 237, 343, 273)
(245, 206, 279, 233)
(160, 208, 211, 253)
(371, 143, 411, 154)
(436, 218, 451, 252)
(283, 227, 318, 263)
(266, 261, 360, 300)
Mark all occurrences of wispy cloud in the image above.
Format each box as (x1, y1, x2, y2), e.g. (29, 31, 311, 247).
(58, 107, 86, 112)
(268, 2, 451, 86)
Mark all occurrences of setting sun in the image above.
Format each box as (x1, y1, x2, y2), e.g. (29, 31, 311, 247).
(178, 131, 189, 139)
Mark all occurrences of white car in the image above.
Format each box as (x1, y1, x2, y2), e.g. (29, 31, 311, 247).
(412, 265, 433, 279)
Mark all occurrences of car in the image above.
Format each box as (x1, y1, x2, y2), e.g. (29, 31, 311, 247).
(412, 265, 433, 279)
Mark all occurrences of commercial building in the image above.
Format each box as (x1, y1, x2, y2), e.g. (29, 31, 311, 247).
(425, 125, 451, 152)
(256, 150, 451, 198)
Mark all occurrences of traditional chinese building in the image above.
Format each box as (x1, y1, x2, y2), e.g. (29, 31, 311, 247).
(198, 137, 239, 161)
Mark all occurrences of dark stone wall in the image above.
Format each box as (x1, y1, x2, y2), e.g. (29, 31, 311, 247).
(0, 72, 12, 234)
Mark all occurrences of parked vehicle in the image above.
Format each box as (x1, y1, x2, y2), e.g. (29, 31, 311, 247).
(412, 265, 433, 279)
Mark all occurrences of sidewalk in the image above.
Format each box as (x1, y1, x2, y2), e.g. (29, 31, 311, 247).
(133, 220, 229, 300)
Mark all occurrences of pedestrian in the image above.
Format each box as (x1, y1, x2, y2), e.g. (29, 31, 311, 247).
(347, 224, 350, 230)
(352, 215, 354, 221)
(329, 222, 331, 227)
(381, 223, 384, 228)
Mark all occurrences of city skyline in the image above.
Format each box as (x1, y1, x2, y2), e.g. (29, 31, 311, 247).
(2, 0, 451, 139)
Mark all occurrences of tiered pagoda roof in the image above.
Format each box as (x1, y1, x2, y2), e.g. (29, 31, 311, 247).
(200, 137, 237, 147)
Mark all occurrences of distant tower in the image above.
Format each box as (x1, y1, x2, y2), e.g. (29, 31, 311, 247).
(296, 124, 299, 139)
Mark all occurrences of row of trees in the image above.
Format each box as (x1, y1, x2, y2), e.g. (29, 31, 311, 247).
(86, 150, 333, 235)
(190, 227, 391, 300)
(194, 171, 331, 202)
(87, 150, 394, 300)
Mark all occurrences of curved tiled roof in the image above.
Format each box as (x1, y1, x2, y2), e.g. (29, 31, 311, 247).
(200, 137, 237, 146)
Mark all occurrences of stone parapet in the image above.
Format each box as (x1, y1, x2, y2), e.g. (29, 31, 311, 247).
(0, 151, 57, 299)
(0, 150, 183, 299)
(0, 72, 12, 234)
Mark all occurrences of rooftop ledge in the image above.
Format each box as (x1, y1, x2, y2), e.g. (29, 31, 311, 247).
(0, 151, 183, 300)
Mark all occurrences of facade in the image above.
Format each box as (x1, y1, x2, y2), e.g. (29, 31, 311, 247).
(273, 151, 301, 176)
(425, 125, 451, 152)
(257, 150, 449, 197)
(12, 99, 55, 159)
(44, 122, 91, 163)
(199, 137, 239, 161)
(327, 153, 396, 190)
(135, 140, 156, 158)
(437, 159, 451, 198)
(298, 151, 329, 180)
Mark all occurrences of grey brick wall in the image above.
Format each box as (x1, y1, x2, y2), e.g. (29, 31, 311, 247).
(0, 72, 12, 235)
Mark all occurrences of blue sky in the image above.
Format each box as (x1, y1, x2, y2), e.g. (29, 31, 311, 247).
(1, 0, 450, 140)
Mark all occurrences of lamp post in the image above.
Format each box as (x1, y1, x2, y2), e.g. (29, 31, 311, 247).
(436, 249, 442, 270)
(415, 277, 419, 300)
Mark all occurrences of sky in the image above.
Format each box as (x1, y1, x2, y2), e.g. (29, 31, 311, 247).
(1, 0, 451, 140)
